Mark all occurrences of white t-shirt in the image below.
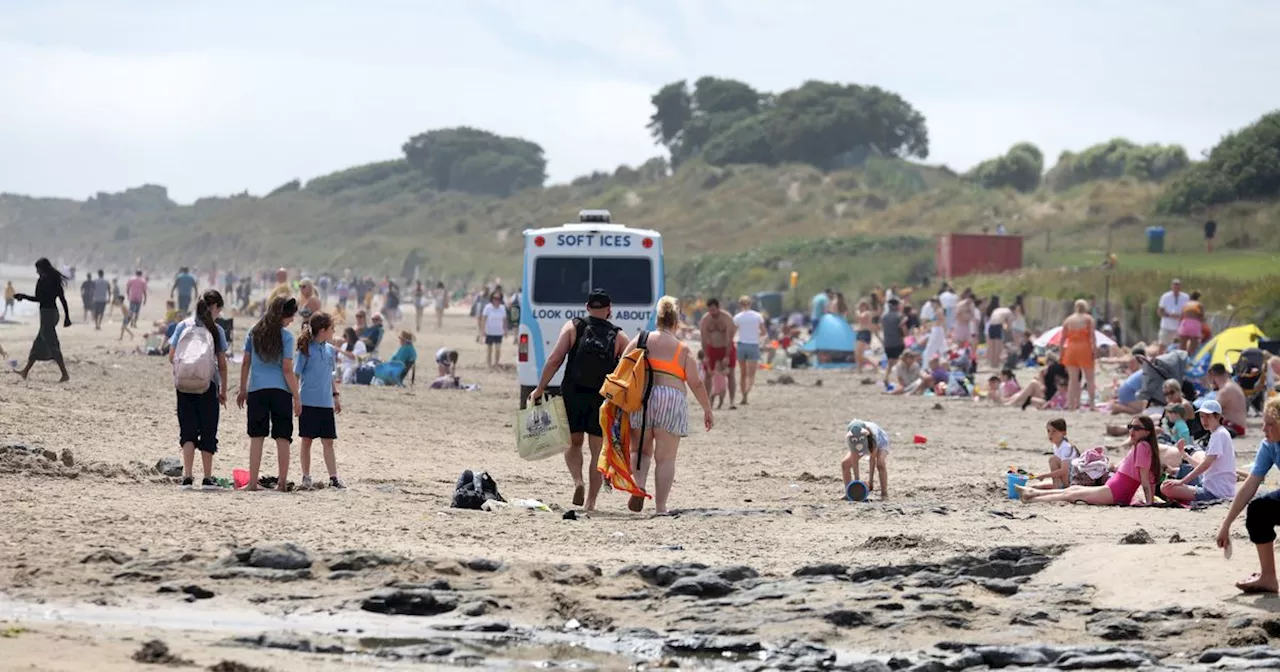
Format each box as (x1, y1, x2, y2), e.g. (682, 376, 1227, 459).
(1202, 425, 1238, 498)
(733, 310, 765, 345)
(920, 302, 937, 322)
(1053, 439, 1076, 462)
(339, 340, 367, 384)
(482, 303, 507, 336)
(1158, 291, 1189, 331)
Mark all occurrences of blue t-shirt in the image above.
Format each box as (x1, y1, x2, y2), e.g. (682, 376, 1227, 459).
(244, 328, 296, 393)
(1117, 370, 1144, 404)
(169, 319, 228, 389)
(174, 273, 198, 299)
(293, 343, 336, 408)
(1250, 440, 1280, 478)
(390, 343, 417, 365)
(811, 293, 829, 323)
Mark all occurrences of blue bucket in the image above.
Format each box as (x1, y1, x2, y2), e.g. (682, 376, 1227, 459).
(845, 480, 869, 502)
(1006, 473, 1028, 500)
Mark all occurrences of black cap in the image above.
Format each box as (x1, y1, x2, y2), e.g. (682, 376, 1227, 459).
(587, 289, 611, 309)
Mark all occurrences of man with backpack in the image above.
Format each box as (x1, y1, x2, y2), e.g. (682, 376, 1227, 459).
(529, 289, 628, 511)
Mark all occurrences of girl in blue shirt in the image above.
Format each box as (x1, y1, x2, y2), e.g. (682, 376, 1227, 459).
(294, 312, 343, 489)
(237, 296, 300, 492)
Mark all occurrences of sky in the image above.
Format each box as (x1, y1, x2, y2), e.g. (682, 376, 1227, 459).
(2, 0, 1278, 203)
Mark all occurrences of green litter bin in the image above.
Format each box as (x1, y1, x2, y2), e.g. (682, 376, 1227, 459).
(1145, 226, 1165, 253)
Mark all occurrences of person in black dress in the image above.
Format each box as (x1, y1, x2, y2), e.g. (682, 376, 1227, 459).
(13, 257, 72, 382)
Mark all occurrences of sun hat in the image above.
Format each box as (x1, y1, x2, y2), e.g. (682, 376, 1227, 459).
(399, 330, 414, 342)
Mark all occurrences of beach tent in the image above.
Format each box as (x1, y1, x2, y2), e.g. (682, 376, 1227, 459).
(802, 314, 856, 367)
(1189, 324, 1266, 377)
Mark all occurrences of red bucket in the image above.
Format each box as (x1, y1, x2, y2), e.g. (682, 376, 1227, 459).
(232, 468, 250, 489)
(913, 434, 928, 445)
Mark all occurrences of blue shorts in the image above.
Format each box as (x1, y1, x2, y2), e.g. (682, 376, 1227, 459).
(737, 343, 761, 362)
(485, 335, 503, 345)
(1193, 486, 1224, 502)
(129, 301, 142, 317)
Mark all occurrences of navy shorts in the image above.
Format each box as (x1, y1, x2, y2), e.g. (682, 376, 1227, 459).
(246, 388, 293, 440)
(485, 334, 503, 345)
(299, 406, 337, 440)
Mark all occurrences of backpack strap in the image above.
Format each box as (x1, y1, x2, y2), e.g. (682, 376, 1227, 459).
(634, 331, 654, 472)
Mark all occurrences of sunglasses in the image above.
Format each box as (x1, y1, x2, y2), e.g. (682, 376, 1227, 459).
(1127, 425, 1146, 433)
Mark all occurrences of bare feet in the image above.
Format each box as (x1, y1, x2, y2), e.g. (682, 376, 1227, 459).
(572, 483, 585, 507)
(628, 495, 645, 512)
(245, 485, 261, 492)
(1236, 574, 1280, 594)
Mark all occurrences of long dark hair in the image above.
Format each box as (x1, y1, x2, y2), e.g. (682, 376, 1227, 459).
(298, 312, 332, 357)
(196, 290, 225, 354)
(342, 327, 359, 352)
(1129, 415, 1159, 482)
(250, 296, 297, 363)
(35, 258, 68, 287)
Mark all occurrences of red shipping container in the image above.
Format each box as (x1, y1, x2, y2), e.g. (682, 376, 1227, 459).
(936, 234, 1023, 280)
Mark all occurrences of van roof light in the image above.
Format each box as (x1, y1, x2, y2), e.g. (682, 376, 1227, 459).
(578, 209, 611, 223)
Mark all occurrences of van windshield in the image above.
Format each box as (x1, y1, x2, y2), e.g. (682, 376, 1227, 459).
(532, 256, 654, 306)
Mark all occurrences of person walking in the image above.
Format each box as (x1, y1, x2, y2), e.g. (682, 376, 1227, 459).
(13, 258, 72, 382)
(171, 266, 199, 315)
(1157, 279, 1188, 347)
(620, 296, 714, 514)
(732, 295, 767, 405)
(1060, 299, 1098, 411)
(126, 270, 148, 328)
(91, 269, 110, 330)
(79, 275, 93, 323)
(529, 289, 628, 511)
(2, 280, 15, 319)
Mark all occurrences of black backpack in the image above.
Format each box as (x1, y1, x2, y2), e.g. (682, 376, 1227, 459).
(451, 470, 505, 510)
(569, 317, 619, 391)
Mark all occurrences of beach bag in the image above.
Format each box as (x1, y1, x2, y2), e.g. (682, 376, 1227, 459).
(172, 320, 216, 393)
(355, 363, 376, 385)
(570, 318, 620, 392)
(1070, 447, 1110, 486)
(451, 470, 505, 510)
(600, 331, 651, 414)
(515, 396, 570, 461)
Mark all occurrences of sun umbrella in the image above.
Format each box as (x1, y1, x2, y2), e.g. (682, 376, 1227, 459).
(1191, 324, 1265, 373)
(1033, 326, 1117, 349)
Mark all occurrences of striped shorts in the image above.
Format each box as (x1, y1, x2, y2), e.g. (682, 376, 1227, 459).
(630, 385, 689, 437)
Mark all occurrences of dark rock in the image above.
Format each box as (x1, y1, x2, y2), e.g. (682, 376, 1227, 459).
(664, 635, 762, 655)
(132, 639, 190, 665)
(1085, 616, 1144, 641)
(940, 652, 984, 670)
(464, 557, 503, 572)
(920, 599, 976, 613)
(60, 449, 75, 467)
(823, 609, 873, 628)
(325, 550, 405, 572)
(1261, 619, 1280, 638)
(1198, 646, 1280, 664)
(155, 457, 183, 478)
(81, 549, 132, 565)
(1053, 652, 1153, 669)
(460, 600, 492, 617)
(246, 542, 312, 570)
(209, 662, 270, 672)
(531, 564, 601, 586)
(209, 568, 312, 582)
(1118, 529, 1154, 545)
(978, 578, 1020, 596)
(385, 579, 452, 591)
(361, 589, 458, 616)
(619, 562, 711, 587)
(762, 640, 838, 670)
(1169, 533, 1185, 543)
(112, 570, 164, 582)
(975, 645, 1049, 667)
(905, 571, 953, 589)
(1153, 622, 1186, 638)
(874, 602, 906, 611)
(328, 570, 358, 581)
(958, 560, 1017, 580)
(843, 662, 892, 672)
(1229, 629, 1271, 647)
(849, 564, 933, 583)
(906, 662, 947, 672)
(794, 563, 849, 578)
(615, 627, 661, 639)
(1013, 555, 1053, 576)
(1231, 617, 1257, 629)
(714, 565, 759, 583)
(667, 574, 735, 598)
(182, 585, 214, 600)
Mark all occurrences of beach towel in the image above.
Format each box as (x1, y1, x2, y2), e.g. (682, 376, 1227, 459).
(598, 402, 651, 501)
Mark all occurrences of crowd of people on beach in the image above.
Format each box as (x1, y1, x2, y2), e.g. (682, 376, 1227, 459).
(7, 256, 1280, 593)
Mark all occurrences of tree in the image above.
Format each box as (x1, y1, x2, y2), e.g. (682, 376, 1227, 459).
(703, 115, 777, 167)
(763, 81, 929, 169)
(691, 76, 760, 116)
(967, 142, 1044, 193)
(1156, 111, 1280, 214)
(647, 81, 692, 147)
(401, 127, 546, 197)
(1045, 139, 1189, 192)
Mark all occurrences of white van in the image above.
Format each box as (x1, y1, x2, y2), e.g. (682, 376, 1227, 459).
(517, 210, 664, 403)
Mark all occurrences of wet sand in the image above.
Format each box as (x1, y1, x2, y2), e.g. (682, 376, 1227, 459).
(1, 296, 1276, 670)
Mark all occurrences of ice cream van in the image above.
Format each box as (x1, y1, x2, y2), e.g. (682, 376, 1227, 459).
(517, 209, 663, 404)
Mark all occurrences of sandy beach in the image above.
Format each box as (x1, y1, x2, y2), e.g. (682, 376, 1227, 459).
(1, 291, 1277, 671)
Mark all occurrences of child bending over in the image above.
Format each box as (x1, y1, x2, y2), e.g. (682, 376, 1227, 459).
(841, 419, 890, 500)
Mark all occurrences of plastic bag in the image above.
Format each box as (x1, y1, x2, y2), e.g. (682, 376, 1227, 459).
(516, 397, 570, 461)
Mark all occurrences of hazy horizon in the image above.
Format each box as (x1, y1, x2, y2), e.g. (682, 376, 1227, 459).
(3, 0, 1278, 203)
